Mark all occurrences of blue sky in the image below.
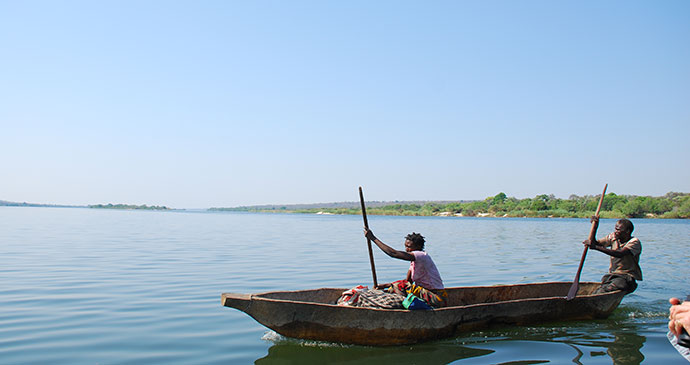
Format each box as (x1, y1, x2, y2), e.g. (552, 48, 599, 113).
(1, 1, 688, 208)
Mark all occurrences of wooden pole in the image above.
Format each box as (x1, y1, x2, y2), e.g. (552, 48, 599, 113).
(359, 187, 378, 288)
(566, 183, 608, 300)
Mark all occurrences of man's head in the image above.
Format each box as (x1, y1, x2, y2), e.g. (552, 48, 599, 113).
(404, 232, 425, 251)
(614, 219, 634, 241)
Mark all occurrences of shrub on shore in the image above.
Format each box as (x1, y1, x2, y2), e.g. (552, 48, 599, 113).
(291, 192, 690, 219)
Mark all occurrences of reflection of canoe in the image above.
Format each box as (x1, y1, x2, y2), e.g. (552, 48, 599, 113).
(222, 282, 625, 346)
(256, 342, 493, 364)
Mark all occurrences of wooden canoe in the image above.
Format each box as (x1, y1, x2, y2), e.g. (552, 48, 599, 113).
(222, 281, 625, 346)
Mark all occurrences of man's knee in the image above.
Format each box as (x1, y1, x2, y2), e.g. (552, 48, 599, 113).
(597, 274, 636, 294)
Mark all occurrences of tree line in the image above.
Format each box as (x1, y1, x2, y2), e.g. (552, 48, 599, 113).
(294, 192, 690, 218)
(89, 204, 171, 210)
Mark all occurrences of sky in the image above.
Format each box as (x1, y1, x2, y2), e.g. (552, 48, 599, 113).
(1, 1, 689, 209)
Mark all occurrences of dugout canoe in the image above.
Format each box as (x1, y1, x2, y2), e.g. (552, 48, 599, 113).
(221, 281, 625, 346)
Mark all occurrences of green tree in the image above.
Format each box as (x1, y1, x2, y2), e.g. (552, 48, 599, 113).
(602, 193, 626, 211)
(531, 199, 547, 211)
(492, 192, 507, 205)
(445, 202, 464, 214)
(530, 194, 550, 211)
(555, 199, 578, 212)
(620, 197, 646, 218)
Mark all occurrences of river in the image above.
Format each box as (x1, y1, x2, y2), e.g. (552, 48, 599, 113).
(0, 207, 688, 364)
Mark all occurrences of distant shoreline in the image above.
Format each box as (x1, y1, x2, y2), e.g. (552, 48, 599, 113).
(88, 204, 173, 211)
(213, 208, 684, 219)
(0, 200, 174, 211)
(212, 191, 690, 219)
(4, 191, 689, 219)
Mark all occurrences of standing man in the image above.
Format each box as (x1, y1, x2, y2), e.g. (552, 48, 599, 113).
(583, 217, 642, 293)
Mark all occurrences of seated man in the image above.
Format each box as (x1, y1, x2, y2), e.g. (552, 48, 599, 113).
(583, 217, 642, 293)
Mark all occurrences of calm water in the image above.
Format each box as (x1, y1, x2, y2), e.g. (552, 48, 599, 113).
(1, 207, 688, 364)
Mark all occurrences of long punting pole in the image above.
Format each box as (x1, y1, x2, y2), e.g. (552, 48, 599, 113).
(359, 187, 378, 288)
(567, 183, 608, 300)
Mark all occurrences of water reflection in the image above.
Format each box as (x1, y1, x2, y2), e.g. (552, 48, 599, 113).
(563, 329, 645, 364)
(466, 321, 647, 365)
(255, 321, 648, 365)
(606, 331, 645, 364)
(256, 341, 493, 364)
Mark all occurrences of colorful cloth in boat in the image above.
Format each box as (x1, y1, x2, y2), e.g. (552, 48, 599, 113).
(384, 280, 447, 307)
(402, 293, 432, 310)
(336, 286, 405, 309)
(336, 285, 369, 306)
(357, 290, 406, 309)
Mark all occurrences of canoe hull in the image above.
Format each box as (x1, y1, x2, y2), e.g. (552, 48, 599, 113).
(222, 282, 624, 346)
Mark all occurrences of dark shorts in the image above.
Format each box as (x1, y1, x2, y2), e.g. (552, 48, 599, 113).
(594, 273, 637, 294)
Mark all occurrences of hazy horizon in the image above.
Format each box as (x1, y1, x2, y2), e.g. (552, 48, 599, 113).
(3, 189, 688, 210)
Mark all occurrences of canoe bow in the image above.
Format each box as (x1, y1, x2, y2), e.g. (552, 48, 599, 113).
(222, 293, 252, 313)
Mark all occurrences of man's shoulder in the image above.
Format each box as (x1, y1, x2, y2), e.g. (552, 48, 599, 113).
(628, 237, 641, 246)
(411, 250, 429, 259)
(625, 237, 642, 255)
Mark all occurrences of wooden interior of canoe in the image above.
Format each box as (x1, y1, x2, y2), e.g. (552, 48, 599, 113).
(245, 281, 604, 307)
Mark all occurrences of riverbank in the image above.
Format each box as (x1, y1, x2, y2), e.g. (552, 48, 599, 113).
(260, 208, 676, 219)
(222, 191, 690, 219)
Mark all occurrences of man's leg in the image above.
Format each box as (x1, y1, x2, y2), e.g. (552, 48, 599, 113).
(596, 274, 635, 293)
